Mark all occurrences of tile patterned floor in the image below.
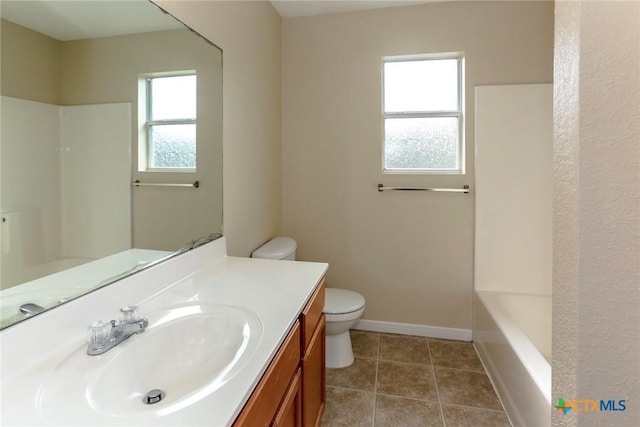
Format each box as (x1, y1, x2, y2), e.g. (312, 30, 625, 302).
(321, 331, 512, 427)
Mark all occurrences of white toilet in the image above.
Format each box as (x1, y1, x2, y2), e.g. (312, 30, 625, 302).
(252, 237, 365, 368)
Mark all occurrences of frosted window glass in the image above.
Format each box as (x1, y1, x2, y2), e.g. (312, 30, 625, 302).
(384, 117, 458, 170)
(384, 59, 458, 113)
(151, 75, 196, 120)
(149, 124, 196, 168)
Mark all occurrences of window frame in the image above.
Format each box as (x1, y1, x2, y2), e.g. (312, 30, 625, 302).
(142, 72, 197, 172)
(382, 54, 464, 174)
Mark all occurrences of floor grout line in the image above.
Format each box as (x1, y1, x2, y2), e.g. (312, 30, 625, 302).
(442, 402, 512, 413)
(371, 332, 380, 427)
(431, 365, 489, 374)
(427, 339, 447, 427)
(374, 391, 441, 404)
(325, 384, 375, 394)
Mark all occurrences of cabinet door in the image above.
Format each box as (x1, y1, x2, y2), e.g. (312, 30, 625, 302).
(234, 323, 301, 427)
(302, 314, 326, 427)
(272, 368, 302, 427)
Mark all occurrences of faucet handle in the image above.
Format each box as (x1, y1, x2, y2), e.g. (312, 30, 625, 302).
(88, 320, 112, 351)
(119, 305, 140, 323)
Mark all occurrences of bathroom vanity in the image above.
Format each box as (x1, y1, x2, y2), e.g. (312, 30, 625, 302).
(235, 278, 326, 426)
(0, 237, 328, 426)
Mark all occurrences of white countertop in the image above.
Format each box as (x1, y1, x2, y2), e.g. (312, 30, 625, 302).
(0, 237, 328, 426)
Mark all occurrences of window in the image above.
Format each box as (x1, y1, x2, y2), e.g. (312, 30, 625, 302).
(382, 55, 463, 173)
(141, 73, 197, 171)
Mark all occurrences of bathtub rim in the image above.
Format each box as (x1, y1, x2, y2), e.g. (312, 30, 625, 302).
(475, 290, 551, 403)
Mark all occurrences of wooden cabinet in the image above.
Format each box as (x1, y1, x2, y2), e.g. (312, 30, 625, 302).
(234, 279, 326, 427)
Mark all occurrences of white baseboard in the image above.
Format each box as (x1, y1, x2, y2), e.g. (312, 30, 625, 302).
(353, 319, 472, 342)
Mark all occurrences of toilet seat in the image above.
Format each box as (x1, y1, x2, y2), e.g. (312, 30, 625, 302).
(324, 288, 365, 314)
(325, 306, 365, 323)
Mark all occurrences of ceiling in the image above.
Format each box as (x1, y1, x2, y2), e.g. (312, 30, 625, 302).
(270, 0, 438, 18)
(0, 0, 183, 41)
(0, 0, 441, 41)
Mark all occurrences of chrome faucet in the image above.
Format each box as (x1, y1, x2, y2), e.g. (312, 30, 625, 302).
(87, 305, 148, 356)
(19, 303, 46, 316)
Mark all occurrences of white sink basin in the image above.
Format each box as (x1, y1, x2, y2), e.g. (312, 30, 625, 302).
(36, 302, 262, 422)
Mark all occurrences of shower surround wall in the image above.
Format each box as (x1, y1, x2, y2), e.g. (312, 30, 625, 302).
(474, 84, 553, 296)
(473, 83, 553, 427)
(1, 98, 62, 268)
(0, 97, 131, 288)
(58, 104, 131, 259)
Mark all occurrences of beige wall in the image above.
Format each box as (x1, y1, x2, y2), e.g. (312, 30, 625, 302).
(0, 19, 61, 104)
(553, 1, 640, 425)
(281, 1, 553, 329)
(156, 0, 283, 257)
(61, 30, 223, 251)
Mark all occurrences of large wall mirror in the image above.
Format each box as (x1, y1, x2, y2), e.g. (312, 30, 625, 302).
(0, 0, 223, 329)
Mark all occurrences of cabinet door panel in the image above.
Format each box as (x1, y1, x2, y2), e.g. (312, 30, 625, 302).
(272, 368, 302, 427)
(234, 323, 301, 427)
(303, 315, 326, 427)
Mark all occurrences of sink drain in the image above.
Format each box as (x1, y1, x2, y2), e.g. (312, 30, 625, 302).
(143, 389, 166, 405)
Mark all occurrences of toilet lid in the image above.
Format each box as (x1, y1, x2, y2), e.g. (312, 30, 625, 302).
(324, 288, 365, 314)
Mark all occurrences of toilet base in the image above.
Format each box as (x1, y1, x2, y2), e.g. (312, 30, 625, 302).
(325, 330, 354, 368)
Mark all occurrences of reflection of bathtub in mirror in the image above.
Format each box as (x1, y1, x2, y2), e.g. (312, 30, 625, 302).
(1, 204, 130, 290)
(0, 248, 172, 329)
(4, 256, 94, 289)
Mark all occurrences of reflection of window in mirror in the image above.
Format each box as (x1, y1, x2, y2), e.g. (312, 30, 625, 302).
(138, 73, 197, 171)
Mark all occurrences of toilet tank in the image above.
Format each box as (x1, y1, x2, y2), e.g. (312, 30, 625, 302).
(251, 237, 297, 260)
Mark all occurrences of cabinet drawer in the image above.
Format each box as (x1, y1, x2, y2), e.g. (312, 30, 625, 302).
(300, 278, 325, 353)
(233, 322, 301, 427)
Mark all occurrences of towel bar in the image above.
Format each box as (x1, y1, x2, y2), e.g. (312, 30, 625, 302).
(377, 184, 469, 193)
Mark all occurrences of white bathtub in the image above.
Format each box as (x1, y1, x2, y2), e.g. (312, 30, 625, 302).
(473, 291, 551, 427)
